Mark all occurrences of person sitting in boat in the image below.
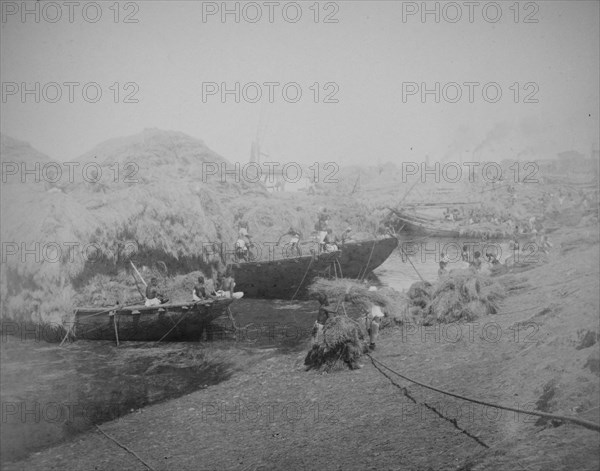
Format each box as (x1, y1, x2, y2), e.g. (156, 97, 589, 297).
(235, 236, 249, 261)
(440, 251, 450, 264)
(145, 278, 168, 306)
(341, 227, 353, 244)
(485, 252, 500, 265)
(220, 273, 236, 298)
(438, 261, 448, 278)
(277, 227, 302, 257)
(193, 276, 207, 301)
(461, 245, 470, 262)
(315, 209, 330, 247)
(204, 276, 218, 298)
(470, 251, 482, 271)
(323, 229, 339, 252)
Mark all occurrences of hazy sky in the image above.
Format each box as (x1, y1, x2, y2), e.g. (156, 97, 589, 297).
(1, 0, 598, 166)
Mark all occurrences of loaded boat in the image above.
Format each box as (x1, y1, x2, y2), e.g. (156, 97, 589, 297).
(229, 236, 399, 299)
(388, 208, 512, 239)
(73, 298, 236, 341)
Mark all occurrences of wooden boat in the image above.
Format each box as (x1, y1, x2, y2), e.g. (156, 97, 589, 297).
(73, 298, 235, 341)
(389, 208, 511, 239)
(229, 236, 398, 299)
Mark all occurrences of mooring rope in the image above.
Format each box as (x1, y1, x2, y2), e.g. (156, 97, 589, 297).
(291, 256, 314, 301)
(367, 354, 600, 433)
(358, 239, 377, 281)
(368, 356, 489, 448)
(95, 424, 156, 471)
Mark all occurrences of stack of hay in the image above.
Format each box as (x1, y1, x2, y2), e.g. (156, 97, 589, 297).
(303, 278, 407, 371)
(407, 270, 505, 325)
(304, 315, 368, 371)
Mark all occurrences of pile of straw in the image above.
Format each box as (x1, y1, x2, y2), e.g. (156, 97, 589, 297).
(304, 315, 368, 371)
(407, 270, 506, 324)
(307, 278, 404, 320)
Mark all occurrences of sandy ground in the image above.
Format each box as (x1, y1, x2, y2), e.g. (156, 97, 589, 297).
(3, 225, 599, 471)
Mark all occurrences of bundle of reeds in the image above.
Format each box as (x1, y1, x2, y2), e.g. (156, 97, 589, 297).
(308, 277, 408, 323)
(407, 269, 506, 324)
(304, 315, 368, 371)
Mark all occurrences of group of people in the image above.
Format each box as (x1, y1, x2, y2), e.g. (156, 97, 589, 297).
(233, 210, 354, 263)
(315, 208, 353, 253)
(437, 246, 502, 278)
(192, 273, 236, 301)
(143, 273, 236, 307)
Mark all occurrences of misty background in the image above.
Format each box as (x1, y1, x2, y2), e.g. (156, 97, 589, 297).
(1, 0, 598, 166)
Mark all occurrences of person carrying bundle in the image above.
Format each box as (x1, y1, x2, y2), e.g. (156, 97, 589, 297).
(312, 294, 337, 346)
(365, 302, 384, 351)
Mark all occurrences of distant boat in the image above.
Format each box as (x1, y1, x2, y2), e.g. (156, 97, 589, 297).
(73, 298, 235, 341)
(389, 208, 511, 239)
(229, 236, 399, 299)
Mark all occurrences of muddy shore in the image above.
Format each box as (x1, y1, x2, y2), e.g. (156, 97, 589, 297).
(3, 226, 599, 471)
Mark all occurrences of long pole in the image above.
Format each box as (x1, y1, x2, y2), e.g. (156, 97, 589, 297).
(113, 313, 120, 347)
(130, 261, 147, 287)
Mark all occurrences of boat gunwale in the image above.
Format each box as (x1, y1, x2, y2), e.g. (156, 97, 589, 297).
(74, 298, 234, 315)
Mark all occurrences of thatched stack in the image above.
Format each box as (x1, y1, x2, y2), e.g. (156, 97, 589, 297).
(407, 270, 506, 325)
(0, 130, 252, 324)
(1, 129, 390, 327)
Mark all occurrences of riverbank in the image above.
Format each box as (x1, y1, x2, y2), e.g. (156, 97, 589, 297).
(4, 225, 598, 471)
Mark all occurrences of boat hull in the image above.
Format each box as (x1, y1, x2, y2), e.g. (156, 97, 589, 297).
(230, 237, 398, 299)
(74, 299, 235, 341)
(392, 211, 510, 239)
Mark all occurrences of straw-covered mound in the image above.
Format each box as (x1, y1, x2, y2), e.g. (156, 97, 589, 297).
(303, 278, 408, 371)
(407, 270, 506, 325)
(304, 315, 368, 371)
(0, 129, 397, 327)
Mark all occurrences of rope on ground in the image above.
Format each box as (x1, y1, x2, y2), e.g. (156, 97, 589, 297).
(368, 355, 489, 449)
(291, 256, 314, 301)
(367, 354, 600, 433)
(95, 424, 156, 471)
